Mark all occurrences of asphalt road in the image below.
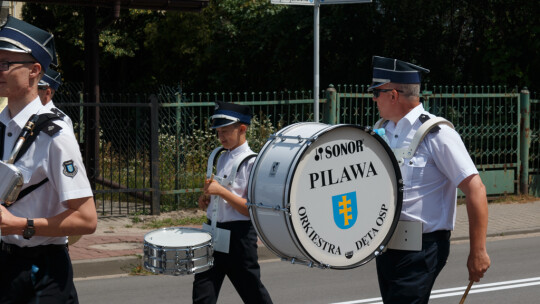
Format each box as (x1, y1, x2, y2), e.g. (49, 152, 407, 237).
(75, 233, 540, 304)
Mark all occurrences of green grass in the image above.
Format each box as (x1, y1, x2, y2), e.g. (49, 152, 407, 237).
(138, 214, 208, 229)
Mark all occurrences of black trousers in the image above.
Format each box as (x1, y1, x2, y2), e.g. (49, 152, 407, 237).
(0, 243, 78, 304)
(375, 230, 451, 304)
(192, 221, 273, 304)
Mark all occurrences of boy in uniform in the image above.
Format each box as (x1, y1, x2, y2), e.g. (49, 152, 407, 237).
(193, 101, 273, 304)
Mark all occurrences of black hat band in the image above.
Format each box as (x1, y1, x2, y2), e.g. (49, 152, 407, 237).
(0, 26, 54, 68)
(39, 69, 62, 90)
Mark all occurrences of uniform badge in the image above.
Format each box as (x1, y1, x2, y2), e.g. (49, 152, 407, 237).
(332, 191, 358, 229)
(63, 160, 78, 177)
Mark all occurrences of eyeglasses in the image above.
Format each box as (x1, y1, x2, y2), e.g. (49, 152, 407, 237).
(372, 88, 404, 98)
(38, 85, 48, 90)
(0, 61, 37, 71)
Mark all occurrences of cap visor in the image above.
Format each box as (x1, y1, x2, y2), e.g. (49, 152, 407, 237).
(0, 41, 29, 53)
(211, 118, 237, 129)
(368, 82, 388, 91)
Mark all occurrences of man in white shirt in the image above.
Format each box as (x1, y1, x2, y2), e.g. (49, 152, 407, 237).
(0, 16, 97, 303)
(38, 68, 73, 130)
(369, 56, 490, 304)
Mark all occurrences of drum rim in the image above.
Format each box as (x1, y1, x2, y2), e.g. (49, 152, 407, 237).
(143, 227, 212, 247)
(285, 124, 403, 269)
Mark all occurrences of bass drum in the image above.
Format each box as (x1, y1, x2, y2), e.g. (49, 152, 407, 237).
(248, 122, 402, 269)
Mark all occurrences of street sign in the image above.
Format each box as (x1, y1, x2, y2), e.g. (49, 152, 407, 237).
(271, 0, 371, 5)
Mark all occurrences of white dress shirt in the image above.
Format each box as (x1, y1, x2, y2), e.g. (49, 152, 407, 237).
(383, 104, 478, 233)
(207, 141, 254, 223)
(0, 97, 93, 247)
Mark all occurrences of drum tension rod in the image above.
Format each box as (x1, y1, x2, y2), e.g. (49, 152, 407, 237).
(287, 258, 329, 269)
(270, 134, 317, 143)
(246, 202, 289, 212)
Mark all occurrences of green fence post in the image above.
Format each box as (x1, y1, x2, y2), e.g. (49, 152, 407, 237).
(323, 84, 337, 124)
(520, 87, 531, 195)
(175, 90, 182, 207)
(150, 94, 161, 215)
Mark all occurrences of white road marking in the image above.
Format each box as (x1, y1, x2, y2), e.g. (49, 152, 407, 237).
(330, 276, 540, 304)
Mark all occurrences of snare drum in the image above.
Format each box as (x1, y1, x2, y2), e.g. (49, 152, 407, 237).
(143, 227, 213, 275)
(248, 122, 403, 269)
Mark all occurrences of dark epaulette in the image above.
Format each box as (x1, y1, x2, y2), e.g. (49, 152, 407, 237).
(39, 113, 63, 137)
(419, 114, 441, 133)
(14, 113, 62, 163)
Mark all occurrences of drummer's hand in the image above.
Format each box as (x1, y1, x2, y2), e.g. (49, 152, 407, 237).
(467, 249, 490, 282)
(204, 179, 224, 197)
(198, 194, 210, 210)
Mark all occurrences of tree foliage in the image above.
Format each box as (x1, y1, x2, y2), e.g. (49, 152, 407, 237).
(21, 0, 539, 93)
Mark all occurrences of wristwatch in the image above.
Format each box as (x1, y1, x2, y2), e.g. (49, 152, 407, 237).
(23, 219, 35, 240)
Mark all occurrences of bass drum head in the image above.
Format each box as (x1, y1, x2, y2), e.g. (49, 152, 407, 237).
(287, 125, 402, 269)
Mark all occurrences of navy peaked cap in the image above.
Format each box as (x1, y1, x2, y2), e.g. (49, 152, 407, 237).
(39, 68, 62, 90)
(0, 16, 57, 69)
(211, 101, 252, 129)
(368, 56, 429, 90)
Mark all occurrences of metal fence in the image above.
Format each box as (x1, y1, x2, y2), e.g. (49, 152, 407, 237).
(331, 85, 538, 197)
(54, 84, 539, 216)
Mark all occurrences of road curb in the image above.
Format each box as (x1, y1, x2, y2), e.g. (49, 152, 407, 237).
(451, 228, 540, 242)
(73, 256, 141, 278)
(73, 228, 540, 279)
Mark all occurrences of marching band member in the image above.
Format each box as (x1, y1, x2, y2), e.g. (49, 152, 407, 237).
(193, 101, 273, 304)
(0, 16, 96, 303)
(369, 56, 490, 304)
(38, 68, 74, 130)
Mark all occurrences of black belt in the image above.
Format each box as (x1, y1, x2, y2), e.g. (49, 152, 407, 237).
(207, 220, 251, 230)
(1, 242, 67, 259)
(422, 230, 451, 242)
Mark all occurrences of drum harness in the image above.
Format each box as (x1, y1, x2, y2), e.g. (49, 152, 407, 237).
(0, 113, 62, 208)
(374, 114, 455, 251)
(204, 147, 257, 253)
(374, 114, 455, 167)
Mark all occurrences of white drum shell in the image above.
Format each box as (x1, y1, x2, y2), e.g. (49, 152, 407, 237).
(249, 123, 328, 262)
(248, 123, 402, 269)
(143, 227, 213, 276)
